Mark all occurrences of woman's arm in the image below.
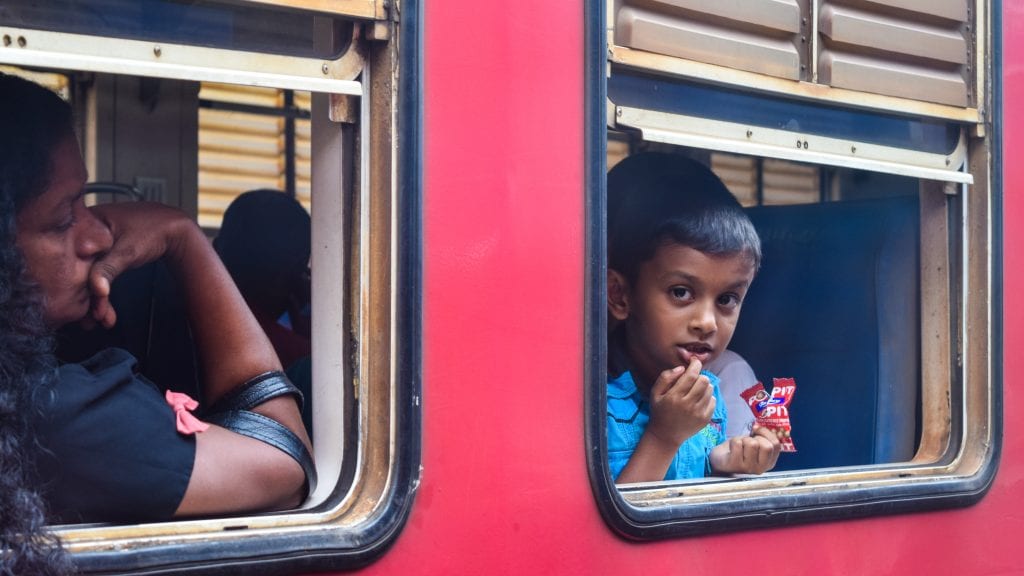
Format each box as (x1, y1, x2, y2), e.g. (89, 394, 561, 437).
(88, 202, 312, 514)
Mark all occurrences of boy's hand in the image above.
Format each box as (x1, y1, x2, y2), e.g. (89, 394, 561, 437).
(646, 360, 716, 448)
(708, 425, 782, 475)
(615, 360, 715, 484)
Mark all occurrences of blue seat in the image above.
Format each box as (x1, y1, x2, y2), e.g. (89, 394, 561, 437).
(728, 196, 920, 470)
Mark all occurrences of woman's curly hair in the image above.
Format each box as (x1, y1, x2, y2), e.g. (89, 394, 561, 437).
(0, 73, 75, 575)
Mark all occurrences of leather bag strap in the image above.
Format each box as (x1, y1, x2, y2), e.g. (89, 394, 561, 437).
(206, 409, 317, 499)
(210, 371, 303, 414)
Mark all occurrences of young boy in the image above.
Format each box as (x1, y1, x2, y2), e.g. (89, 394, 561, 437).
(606, 152, 780, 483)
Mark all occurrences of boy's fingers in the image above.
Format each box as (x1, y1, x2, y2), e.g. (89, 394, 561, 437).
(681, 374, 712, 404)
(749, 429, 781, 471)
(669, 359, 704, 397)
(720, 432, 782, 474)
(751, 425, 782, 448)
(652, 365, 685, 396)
(687, 358, 703, 377)
(761, 438, 781, 471)
(746, 441, 760, 469)
(700, 395, 716, 420)
(755, 436, 773, 462)
(728, 437, 744, 457)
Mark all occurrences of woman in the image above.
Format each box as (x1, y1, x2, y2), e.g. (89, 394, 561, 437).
(0, 72, 314, 529)
(0, 77, 74, 576)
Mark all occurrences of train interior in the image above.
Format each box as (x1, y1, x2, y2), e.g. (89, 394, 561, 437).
(609, 137, 926, 472)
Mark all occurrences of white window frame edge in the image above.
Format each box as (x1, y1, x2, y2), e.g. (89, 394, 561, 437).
(613, 105, 974, 185)
(0, 27, 361, 95)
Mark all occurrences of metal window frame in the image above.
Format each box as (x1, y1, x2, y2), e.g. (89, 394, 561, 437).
(588, 0, 1002, 539)
(613, 105, 974, 184)
(1, 3, 421, 573)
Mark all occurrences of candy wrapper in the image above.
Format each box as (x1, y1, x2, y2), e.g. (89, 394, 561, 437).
(740, 378, 796, 452)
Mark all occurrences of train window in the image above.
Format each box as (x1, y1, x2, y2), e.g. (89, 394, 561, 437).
(589, 0, 999, 538)
(1, 0, 420, 571)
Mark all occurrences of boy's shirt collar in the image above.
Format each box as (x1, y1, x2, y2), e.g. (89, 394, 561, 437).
(608, 370, 639, 399)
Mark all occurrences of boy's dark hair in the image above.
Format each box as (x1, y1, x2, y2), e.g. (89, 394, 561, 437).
(607, 152, 761, 282)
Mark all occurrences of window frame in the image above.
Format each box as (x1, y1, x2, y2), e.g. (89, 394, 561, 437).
(586, 0, 1003, 539)
(0, 1, 422, 572)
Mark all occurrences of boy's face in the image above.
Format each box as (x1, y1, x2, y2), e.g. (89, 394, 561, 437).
(608, 243, 755, 390)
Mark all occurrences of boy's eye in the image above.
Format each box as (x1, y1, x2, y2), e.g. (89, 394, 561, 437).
(717, 293, 741, 309)
(669, 286, 692, 301)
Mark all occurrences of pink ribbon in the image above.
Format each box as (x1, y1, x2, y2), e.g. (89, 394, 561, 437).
(165, 390, 210, 435)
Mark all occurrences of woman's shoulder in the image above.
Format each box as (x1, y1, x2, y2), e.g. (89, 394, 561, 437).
(60, 346, 138, 375)
(50, 347, 148, 416)
(41, 347, 195, 523)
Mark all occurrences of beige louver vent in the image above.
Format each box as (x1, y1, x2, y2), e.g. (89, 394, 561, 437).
(610, 0, 977, 113)
(712, 154, 759, 205)
(197, 83, 311, 229)
(818, 0, 971, 107)
(761, 158, 819, 205)
(711, 153, 819, 207)
(615, 0, 809, 81)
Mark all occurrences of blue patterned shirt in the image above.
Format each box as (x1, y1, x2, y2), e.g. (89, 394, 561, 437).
(607, 369, 727, 481)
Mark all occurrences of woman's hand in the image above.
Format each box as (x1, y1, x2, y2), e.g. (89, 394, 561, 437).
(85, 202, 197, 328)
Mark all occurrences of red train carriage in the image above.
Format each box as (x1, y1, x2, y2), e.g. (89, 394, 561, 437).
(0, 0, 1019, 573)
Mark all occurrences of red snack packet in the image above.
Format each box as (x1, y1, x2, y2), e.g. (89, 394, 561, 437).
(740, 378, 796, 452)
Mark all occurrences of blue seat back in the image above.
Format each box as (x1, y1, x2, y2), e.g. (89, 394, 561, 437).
(728, 196, 920, 470)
